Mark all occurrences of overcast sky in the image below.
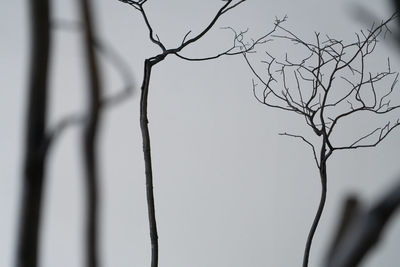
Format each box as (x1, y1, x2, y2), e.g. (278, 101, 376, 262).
(1, 1, 400, 267)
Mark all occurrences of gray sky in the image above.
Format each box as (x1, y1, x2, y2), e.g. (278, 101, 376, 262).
(1, 0, 400, 267)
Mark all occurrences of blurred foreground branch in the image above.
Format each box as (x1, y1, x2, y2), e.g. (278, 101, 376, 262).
(16, 1, 52, 266)
(325, 179, 400, 267)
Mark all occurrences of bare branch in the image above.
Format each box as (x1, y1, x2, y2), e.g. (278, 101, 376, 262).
(220, 0, 247, 15)
(117, 0, 166, 51)
(333, 120, 400, 151)
(279, 132, 320, 168)
(244, 15, 400, 267)
(337, 13, 397, 71)
(175, 16, 286, 62)
(116, 2, 257, 267)
(174, 0, 247, 51)
(181, 30, 192, 45)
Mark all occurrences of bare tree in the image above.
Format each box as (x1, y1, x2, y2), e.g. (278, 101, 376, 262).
(116, 1, 279, 266)
(242, 14, 400, 267)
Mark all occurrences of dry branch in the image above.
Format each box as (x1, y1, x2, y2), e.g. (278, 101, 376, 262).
(244, 14, 400, 267)
(116, 1, 280, 266)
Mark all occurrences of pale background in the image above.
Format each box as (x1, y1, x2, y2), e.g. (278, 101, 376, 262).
(1, 0, 400, 267)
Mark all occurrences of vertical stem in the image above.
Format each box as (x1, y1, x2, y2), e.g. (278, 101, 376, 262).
(79, 0, 102, 266)
(16, 0, 51, 266)
(140, 59, 159, 267)
(302, 154, 328, 267)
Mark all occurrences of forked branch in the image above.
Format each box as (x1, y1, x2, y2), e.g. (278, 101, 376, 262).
(244, 15, 400, 267)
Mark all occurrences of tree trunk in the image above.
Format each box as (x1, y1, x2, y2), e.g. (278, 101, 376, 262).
(303, 158, 328, 267)
(140, 58, 159, 267)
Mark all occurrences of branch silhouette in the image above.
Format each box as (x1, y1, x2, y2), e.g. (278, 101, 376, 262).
(243, 14, 400, 267)
(325, 179, 400, 267)
(16, 1, 52, 266)
(16, 7, 135, 267)
(117, 1, 281, 266)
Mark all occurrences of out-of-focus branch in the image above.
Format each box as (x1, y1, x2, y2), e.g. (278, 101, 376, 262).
(325, 179, 400, 267)
(16, 1, 52, 266)
(41, 114, 84, 155)
(42, 19, 135, 153)
(325, 196, 361, 263)
(52, 19, 135, 106)
(96, 40, 135, 107)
